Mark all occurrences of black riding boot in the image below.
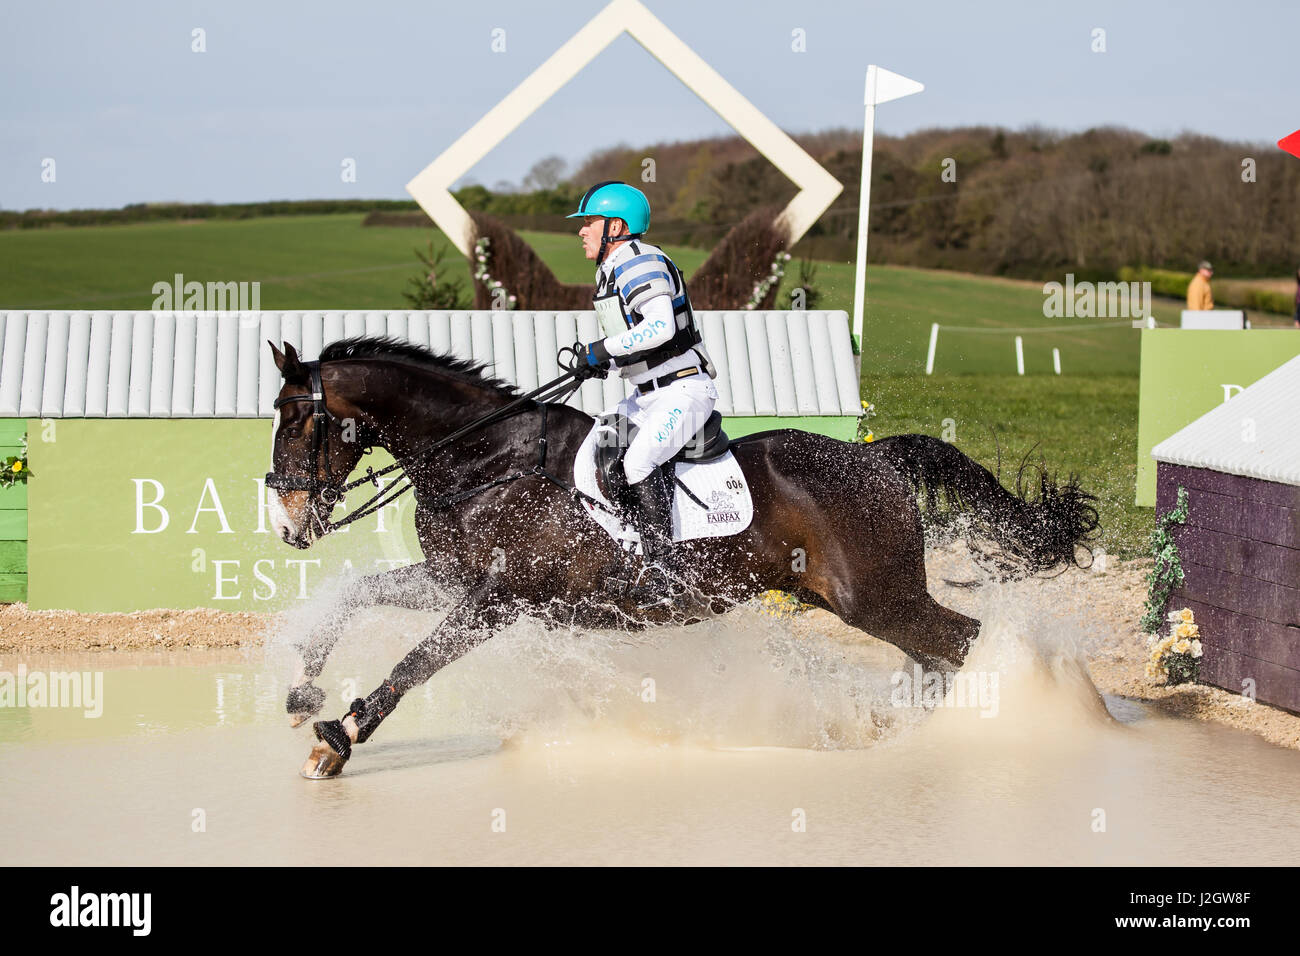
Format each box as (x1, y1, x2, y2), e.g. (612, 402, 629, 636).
(622, 467, 686, 609)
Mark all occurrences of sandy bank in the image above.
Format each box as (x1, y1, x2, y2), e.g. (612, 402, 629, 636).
(0, 604, 273, 652)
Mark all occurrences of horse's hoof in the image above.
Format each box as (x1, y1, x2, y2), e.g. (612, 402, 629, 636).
(299, 719, 352, 779)
(300, 739, 347, 779)
(286, 683, 326, 727)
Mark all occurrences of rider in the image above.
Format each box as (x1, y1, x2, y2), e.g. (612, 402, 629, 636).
(564, 181, 718, 605)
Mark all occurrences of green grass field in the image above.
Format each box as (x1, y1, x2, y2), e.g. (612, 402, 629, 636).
(0, 213, 1154, 556)
(0, 213, 1181, 377)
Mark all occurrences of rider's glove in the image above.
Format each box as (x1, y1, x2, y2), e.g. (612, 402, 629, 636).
(566, 341, 611, 380)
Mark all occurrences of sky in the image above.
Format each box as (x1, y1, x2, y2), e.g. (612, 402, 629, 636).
(2, 0, 1296, 211)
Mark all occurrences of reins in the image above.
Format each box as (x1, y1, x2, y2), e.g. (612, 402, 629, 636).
(266, 360, 589, 535)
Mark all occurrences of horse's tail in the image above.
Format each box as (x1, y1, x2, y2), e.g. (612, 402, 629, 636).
(869, 434, 1100, 574)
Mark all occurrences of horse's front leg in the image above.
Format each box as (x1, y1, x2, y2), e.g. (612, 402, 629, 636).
(285, 562, 441, 726)
(300, 574, 516, 778)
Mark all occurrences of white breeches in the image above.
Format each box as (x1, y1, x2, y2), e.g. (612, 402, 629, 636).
(613, 376, 719, 484)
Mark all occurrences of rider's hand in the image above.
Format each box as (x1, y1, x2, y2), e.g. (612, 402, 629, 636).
(565, 341, 609, 380)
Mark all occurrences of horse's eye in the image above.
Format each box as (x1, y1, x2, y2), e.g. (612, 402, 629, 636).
(284, 427, 301, 439)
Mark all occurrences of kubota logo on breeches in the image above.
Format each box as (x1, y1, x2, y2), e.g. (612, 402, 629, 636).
(654, 408, 683, 443)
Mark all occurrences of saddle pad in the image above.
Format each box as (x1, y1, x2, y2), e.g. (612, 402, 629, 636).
(573, 420, 755, 550)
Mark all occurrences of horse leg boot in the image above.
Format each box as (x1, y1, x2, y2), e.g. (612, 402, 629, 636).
(300, 577, 514, 779)
(286, 563, 439, 727)
(302, 681, 401, 778)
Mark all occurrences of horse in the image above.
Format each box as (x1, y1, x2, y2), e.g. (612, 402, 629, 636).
(265, 336, 1099, 777)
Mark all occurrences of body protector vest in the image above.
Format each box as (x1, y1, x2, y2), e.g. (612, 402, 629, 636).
(593, 242, 711, 374)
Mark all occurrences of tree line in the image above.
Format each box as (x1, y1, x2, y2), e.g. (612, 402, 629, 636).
(10, 125, 1296, 284)
(560, 125, 1299, 280)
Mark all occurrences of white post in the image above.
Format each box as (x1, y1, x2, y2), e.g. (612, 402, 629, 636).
(852, 66, 924, 366)
(852, 88, 876, 357)
(1052, 347, 1061, 375)
(1015, 336, 1025, 375)
(925, 323, 939, 375)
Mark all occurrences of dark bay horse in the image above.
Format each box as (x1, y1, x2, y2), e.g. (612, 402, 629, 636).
(266, 337, 1098, 777)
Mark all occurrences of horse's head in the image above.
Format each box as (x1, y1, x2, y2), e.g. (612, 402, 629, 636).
(265, 341, 370, 549)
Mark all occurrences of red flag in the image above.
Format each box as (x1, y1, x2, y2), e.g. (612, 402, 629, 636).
(1279, 130, 1300, 159)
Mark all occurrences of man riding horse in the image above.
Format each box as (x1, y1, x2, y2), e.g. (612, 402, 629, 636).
(565, 181, 718, 608)
(268, 184, 1099, 778)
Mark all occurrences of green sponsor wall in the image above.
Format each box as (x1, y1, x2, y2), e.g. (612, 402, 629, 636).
(1135, 329, 1300, 507)
(27, 419, 420, 612)
(21, 414, 855, 611)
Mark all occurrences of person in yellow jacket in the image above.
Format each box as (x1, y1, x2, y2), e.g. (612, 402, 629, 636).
(1186, 260, 1214, 310)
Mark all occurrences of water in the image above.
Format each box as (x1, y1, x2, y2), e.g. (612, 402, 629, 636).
(3, 588, 1300, 865)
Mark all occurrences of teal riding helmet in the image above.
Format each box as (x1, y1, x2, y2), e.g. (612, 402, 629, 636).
(566, 181, 650, 234)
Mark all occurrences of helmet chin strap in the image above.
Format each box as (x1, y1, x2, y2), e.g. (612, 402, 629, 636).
(596, 217, 642, 265)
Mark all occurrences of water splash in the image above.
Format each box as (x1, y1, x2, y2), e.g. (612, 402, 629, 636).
(427, 606, 912, 750)
(269, 541, 1127, 756)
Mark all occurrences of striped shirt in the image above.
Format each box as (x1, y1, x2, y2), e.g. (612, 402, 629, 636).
(596, 239, 705, 384)
(597, 240, 686, 315)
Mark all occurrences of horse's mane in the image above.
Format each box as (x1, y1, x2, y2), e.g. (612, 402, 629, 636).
(318, 335, 520, 398)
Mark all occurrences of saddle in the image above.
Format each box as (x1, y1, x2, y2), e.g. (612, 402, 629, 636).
(595, 410, 730, 502)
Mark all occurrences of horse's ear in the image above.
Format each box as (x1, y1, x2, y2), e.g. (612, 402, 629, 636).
(269, 341, 303, 377)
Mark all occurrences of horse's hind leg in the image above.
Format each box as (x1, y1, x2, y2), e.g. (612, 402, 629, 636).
(832, 576, 980, 671)
(815, 516, 981, 671)
(286, 562, 440, 726)
(301, 575, 516, 778)
(823, 555, 979, 671)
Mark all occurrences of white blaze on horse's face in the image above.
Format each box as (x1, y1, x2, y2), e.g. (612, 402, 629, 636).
(268, 406, 316, 548)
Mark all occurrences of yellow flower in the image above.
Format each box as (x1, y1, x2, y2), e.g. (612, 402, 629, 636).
(10, 460, 21, 473)
(865, 432, 875, 443)
(1173, 639, 1192, 655)
(1179, 608, 1194, 623)
(1174, 623, 1195, 639)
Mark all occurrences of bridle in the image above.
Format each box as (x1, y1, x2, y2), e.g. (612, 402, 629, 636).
(265, 355, 590, 537)
(265, 360, 361, 538)
(266, 361, 344, 498)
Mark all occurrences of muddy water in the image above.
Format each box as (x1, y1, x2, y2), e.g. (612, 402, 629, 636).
(4, 586, 1300, 865)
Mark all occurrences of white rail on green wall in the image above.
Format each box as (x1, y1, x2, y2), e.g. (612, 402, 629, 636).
(0, 310, 860, 420)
